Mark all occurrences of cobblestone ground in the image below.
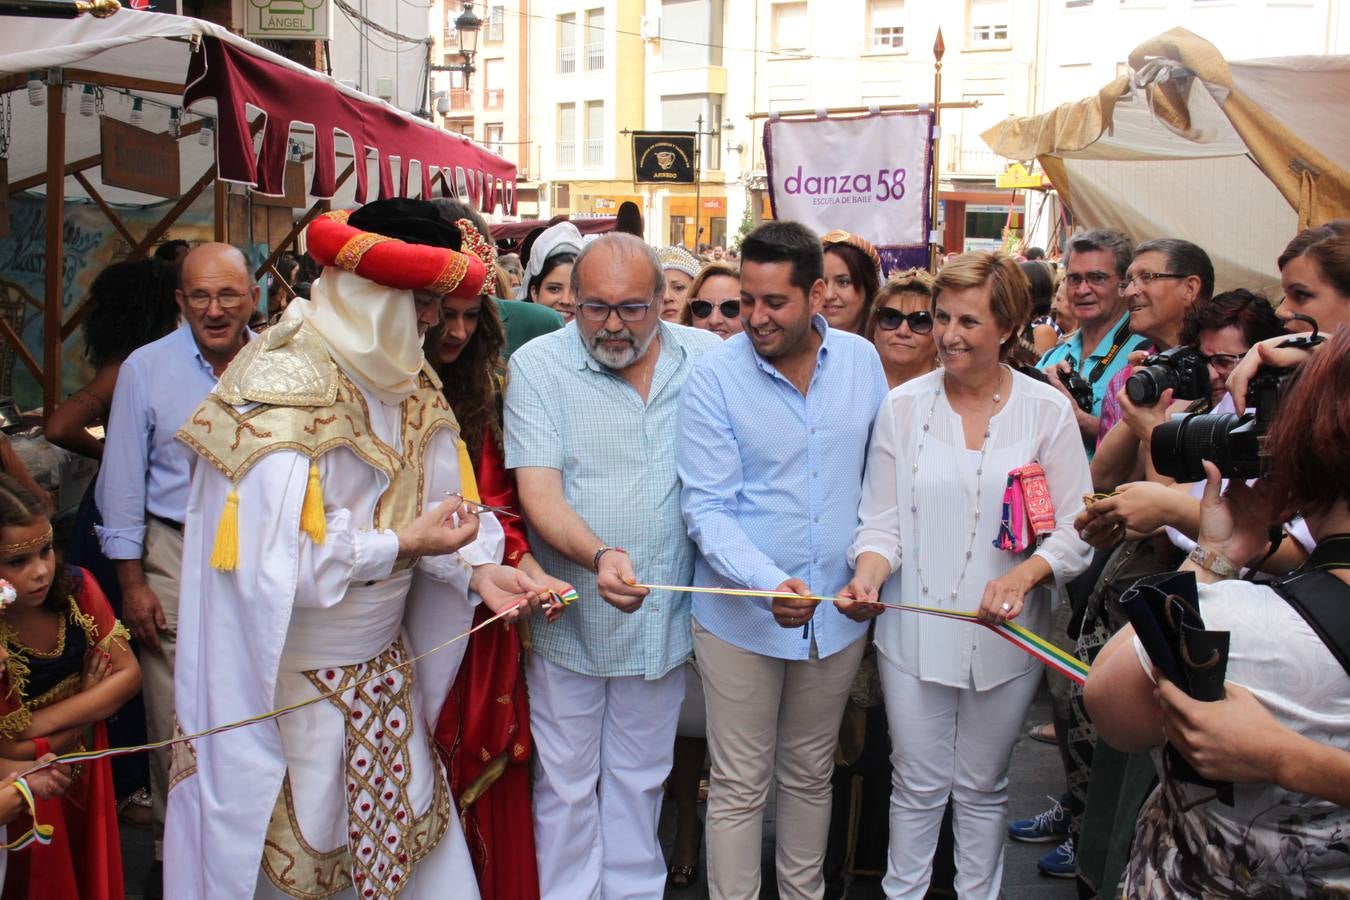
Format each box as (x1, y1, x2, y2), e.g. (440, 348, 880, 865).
(119, 687, 1080, 899)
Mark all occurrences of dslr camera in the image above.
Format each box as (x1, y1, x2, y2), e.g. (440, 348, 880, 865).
(1126, 346, 1211, 406)
(1149, 319, 1326, 482)
(1057, 362, 1095, 414)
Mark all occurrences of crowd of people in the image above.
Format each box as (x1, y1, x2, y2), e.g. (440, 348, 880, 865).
(0, 198, 1345, 900)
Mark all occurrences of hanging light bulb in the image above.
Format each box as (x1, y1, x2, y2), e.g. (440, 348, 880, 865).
(130, 97, 145, 127)
(169, 108, 182, 139)
(79, 85, 96, 117)
(199, 117, 214, 147)
(27, 72, 44, 107)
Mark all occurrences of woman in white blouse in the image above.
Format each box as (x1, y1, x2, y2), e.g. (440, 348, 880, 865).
(839, 252, 1093, 899)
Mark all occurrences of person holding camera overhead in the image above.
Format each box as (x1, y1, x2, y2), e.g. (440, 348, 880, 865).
(1085, 325, 1350, 897)
(1038, 231, 1150, 455)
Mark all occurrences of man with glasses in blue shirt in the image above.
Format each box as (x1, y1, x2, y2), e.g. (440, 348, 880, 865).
(95, 242, 255, 897)
(676, 221, 887, 899)
(1039, 230, 1149, 448)
(505, 233, 719, 899)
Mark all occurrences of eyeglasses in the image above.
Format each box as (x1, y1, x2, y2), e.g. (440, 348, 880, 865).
(873, 308, 934, 334)
(1064, 271, 1117, 290)
(1200, 352, 1243, 372)
(689, 299, 741, 320)
(183, 290, 248, 310)
(576, 300, 653, 323)
(1118, 272, 1186, 294)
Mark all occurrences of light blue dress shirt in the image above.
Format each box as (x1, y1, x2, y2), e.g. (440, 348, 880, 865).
(505, 320, 721, 680)
(95, 324, 233, 560)
(677, 316, 888, 660)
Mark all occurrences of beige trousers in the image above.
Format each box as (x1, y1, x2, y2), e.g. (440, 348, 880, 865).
(141, 518, 183, 847)
(693, 619, 865, 900)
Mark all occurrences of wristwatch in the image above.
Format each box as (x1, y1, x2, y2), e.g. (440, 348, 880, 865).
(1189, 544, 1240, 579)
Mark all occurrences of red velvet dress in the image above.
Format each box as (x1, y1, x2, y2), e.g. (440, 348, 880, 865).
(435, 431, 540, 900)
(0, 568, 126, 900)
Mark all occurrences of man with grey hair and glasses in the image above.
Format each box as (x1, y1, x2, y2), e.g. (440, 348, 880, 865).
(1038, 229, 1150, 447)
(505, 233, 720, 898)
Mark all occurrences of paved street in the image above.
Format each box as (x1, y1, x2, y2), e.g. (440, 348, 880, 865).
(120, 686, 1078, 899)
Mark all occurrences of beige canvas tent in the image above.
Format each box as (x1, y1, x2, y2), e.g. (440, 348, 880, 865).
(982, 28, 1350, 294)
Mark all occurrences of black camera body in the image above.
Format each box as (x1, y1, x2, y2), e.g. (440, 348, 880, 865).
(1061, 368, 1095, 414)
(1126, 346, 1211, 407)
(1149, 365, 1289, 482)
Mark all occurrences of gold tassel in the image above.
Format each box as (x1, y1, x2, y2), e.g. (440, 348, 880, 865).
(299, 460, 326, 544)
(210, 489, 241, 571)
(456, 438, 481, 504)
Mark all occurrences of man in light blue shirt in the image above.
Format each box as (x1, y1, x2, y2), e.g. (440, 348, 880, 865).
(505, 233, 719, 899)
(94, 243, 255, 887)
(677, 221, 887, 900)
(1036, 229, 1148, 450)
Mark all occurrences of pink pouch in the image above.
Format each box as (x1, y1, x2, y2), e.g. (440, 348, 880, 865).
(994, 462, 1055, 553)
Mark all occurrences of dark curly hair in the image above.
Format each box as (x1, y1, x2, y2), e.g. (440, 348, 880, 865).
(82, 259, 179, 369)
(425, 200, 507, 468)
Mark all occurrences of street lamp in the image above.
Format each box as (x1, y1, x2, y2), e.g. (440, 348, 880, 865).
(452, 1, 482, 87)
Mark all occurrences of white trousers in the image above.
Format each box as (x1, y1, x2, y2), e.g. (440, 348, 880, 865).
(528, 653, 685, 900)
(878, 656, 1041, 900)
(694, 620, 866, 900)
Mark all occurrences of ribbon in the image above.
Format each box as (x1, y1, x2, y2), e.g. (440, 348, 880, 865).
(633, 582, 1090, 686)
(0, 777, 54, 851)
(18, 593, 553, 780)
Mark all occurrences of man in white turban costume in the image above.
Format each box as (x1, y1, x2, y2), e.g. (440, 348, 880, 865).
(166, 199, 549, 899)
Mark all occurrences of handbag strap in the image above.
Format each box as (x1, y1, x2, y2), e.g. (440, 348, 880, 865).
(1269, 568, 1350, 679)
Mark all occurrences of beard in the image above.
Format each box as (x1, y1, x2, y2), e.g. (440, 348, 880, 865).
(585, 323, 659, 370)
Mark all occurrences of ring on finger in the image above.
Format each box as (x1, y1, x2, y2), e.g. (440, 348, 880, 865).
(1000, 602, 1012, 612)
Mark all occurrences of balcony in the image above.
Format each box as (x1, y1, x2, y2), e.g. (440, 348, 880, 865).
(448, 88, 471, 111)
(557, 140, 576, 168)
(584, 139, 603, 168)
(558, 46, 576, 74)
(585, 42, 604, 71)
(946, 145, 1005, 176)
(485, 88, 504, 110)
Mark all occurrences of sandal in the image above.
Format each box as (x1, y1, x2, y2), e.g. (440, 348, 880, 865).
(1027, 722, 1057, 745)
(667, 820, 704, 890)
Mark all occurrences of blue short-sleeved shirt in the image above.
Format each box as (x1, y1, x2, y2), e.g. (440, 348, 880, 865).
(504, 320, 721, 679)
(1036, 311, 1147, 416)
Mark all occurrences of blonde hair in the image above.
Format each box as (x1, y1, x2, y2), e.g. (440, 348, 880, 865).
(679, 261, 740, 326)
(932, 252, 1030, 360)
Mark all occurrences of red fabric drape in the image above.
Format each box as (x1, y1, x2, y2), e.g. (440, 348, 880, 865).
(2, 571, 124, 900)
(436, 436, 538, 900)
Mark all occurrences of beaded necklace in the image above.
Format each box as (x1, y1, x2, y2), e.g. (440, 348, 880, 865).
(910, 367, 1006, 601)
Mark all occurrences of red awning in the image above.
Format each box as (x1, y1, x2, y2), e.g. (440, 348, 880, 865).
(490, 217, 617, 241)
(184, 36, 516, 212)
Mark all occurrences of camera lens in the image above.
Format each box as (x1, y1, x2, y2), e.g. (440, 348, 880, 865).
(1127, 366, 1170, 406)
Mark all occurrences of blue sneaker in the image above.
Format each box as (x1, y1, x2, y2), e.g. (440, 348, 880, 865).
(1037, 838, 1076, 878)
(1007, 794, 1068, 842)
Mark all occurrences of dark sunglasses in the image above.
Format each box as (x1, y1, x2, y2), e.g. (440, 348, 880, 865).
(690, 299, 741, 319)
(874, 308, 934, 334)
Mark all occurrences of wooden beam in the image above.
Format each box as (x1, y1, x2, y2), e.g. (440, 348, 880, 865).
(42, 79, 66, 418)
(253, 162, 355, 280)
(127, 165, 218, 260)
(62, 69, 184, 96)
(214, 178, 227, 242)
(0, 316, 41, 384)
(74, 171, 138, 248)
(0, 74, 25, 95)
(746, 100, 978, 120)
(7, 153, 102, 196)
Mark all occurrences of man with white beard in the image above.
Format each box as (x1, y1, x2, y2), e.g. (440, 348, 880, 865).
(505, 233, 719, 898)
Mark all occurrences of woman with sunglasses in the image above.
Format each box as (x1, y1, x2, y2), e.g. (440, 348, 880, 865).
(679, 262, 743, 340)
(867, 269, 939, 389)
(822, 230, 882, 334)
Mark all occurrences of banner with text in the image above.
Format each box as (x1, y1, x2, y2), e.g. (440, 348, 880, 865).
(765, 111, 932, 272)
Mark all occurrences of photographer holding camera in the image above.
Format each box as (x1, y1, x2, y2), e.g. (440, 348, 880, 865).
(1085, 325, 1350, 897)
(1228, 221, 1350, 411)
(1039, 231, 1150, 452)
(1087, 239, 1214, 492)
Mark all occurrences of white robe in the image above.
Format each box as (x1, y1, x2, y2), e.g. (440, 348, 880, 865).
(166, 378, 502, 899)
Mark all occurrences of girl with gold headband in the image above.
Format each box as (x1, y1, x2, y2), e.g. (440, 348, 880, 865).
(0, 474, 140, 900)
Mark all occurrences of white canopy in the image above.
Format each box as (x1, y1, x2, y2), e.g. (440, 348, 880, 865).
(983, 28, 1350, 293)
